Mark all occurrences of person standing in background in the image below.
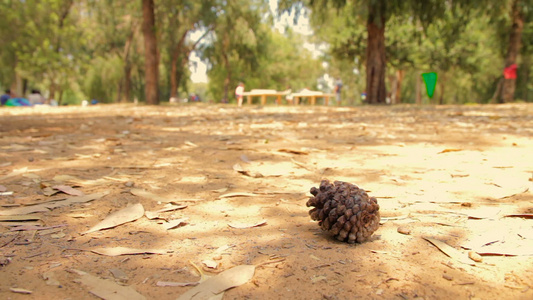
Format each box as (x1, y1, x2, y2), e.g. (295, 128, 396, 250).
(235, 82, 244, 107)
(334, 78, 343, 105)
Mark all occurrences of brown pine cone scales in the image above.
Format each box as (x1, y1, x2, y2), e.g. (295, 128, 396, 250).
(307, 180, 380, 243)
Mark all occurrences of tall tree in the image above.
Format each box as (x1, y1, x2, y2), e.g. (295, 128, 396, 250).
(142, 0, 159, 104)
(158, 0, 215, 100)
(365, 0, 387, 104)
(501, 0, 525, 102)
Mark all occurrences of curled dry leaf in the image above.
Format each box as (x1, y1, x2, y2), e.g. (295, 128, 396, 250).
(164, 218, 189, 230)
(202, 260, 218, 269)
(82, 203, 144, 235)
(91, 246, 167, 257)
(228, 220, 267, 229)
(423, 237, 474, 265)
(218, 192, 260, 199)
(145, 204, 188, 220)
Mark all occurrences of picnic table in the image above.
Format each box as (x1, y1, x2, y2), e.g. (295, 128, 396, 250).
(291, 90, 336, 105)
(242, 89, 289, 105)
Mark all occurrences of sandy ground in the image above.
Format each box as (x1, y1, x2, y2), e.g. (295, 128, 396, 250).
(0, 103, 532, 300)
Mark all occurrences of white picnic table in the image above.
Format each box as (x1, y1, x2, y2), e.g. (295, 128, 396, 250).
(242, 89, 335, 105)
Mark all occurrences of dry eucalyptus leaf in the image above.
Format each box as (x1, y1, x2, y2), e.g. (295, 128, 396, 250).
(53, 174, 80, 182)
(438, 148, 463, 154)
(82, 203, 144, 235)
(0, 215, 42, 222)
(228, 220, 267, 229)
(91, 246, 167, 257)
(202, 260, 218, 269)
(0, 192, 107, 216)
(145, 211, 160, 220)
(10, 224, 67, 231)
(278, 148, 309, 155)
(10, 287, 33, 294)
(0, 167, 28, 181)
(176, 265, 255, 300)
(73, 269, 147, 300)
(423, 237, 474, 265)
(218, 192, 260, 199)
(156, 281, 199, 287)
(42, 186, 59, 196)
(164, 218, 189, 230)
(52, 185, 84, 196)
(146, 204, 188, 219)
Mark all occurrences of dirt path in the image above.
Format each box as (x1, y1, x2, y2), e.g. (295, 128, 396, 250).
(0, 103, 532, 300)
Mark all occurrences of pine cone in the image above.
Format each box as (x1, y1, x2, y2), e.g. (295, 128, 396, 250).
(307, 180, 380, 243)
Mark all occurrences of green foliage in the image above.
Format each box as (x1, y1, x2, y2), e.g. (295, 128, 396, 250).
(1, 0, 532, 105)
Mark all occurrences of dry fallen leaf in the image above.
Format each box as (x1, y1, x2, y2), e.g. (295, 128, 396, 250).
(218, 192, 260, 199)
(10, 224, 67, 231)
(438, 148, 463, 154)
(278, 148, 309, 155)
(176, 265, 255, 300)
(423, 237, 474, 265)
(71, 269, 146, 300)
(10, 287, 33, 294)
(91, 246, 167, 256)
(156, 281, 199, 287)
(202, 259, 218, 269)
(0, 192, 107, 216)
(145, 204, 188, 220)
(164, 218, 189, 230)
(232, 163, 262, 178)
(0, 215, 42, 222)
(0, 167, 28, 181)
(82, 203, 144, 235)
(52, 185, 84, 196)
(228, 220, 267, 229)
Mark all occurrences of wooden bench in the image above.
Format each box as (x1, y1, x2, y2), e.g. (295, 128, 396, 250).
(242, 89, 290, 105)
(291, 91, 336, 105)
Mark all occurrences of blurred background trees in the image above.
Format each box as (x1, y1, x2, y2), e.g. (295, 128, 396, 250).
(0, 0, 531, 105)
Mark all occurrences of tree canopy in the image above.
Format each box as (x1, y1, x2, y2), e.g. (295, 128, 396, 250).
(0, 0, 531, 105)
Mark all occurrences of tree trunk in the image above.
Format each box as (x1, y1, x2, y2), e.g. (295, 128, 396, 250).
(501, 0, 524, 103)
(222, 51, 231, 102)
(142, 0, 159, 105)
(491, 77, 504, 103)
(365, 0, 387, 104)
(396, 70, 403, 104)
(49, 83, 56, 102)
(123, 63, 132, 102)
